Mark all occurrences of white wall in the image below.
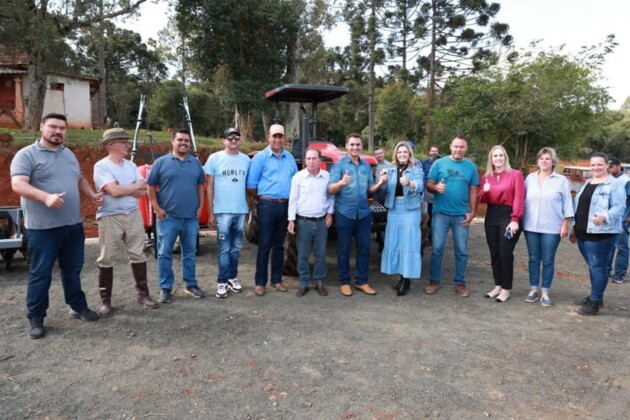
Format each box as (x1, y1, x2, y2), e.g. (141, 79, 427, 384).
(41, 74, 93, 129)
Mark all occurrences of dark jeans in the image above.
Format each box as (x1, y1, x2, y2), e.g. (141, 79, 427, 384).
(484, 205, 521, 290)
(296, 218, 328, 287)
(255, 200, 289, 286)
(335, 213, 372, 285)
(577, 235, 617, 301)
(25, 223, 88, 319)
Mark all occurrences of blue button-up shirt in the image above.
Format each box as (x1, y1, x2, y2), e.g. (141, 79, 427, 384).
(329, 155, 375, 220)
(246, 146, 298, 199)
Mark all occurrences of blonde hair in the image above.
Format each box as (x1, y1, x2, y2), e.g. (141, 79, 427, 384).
(485, 145, 512, 175)
(392, 141, 415, 167)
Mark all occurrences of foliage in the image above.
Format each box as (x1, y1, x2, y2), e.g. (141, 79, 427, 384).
(175, 0, 300, 140)
(435, 46, 613, 168)
(375, 81, 427, 144)
(585, 110, 630, 159)
(74, 22, 167, 127)
(0, 0, 147, 129)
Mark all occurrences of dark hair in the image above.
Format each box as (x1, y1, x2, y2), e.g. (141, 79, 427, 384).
(346, 133, 363, 143)
(374, 146, 385, 152)
(172, 128, 191, 139)
(304, 147, 321, 158)
(41, 113, 67, 123)
(453, 134, 468, 143)
(428, 144, 439, 151)
(590, 152, 609, 164)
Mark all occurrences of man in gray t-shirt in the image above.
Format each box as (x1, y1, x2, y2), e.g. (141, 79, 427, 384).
(10, 113, 103, 339)
(92, 128, 159, 317)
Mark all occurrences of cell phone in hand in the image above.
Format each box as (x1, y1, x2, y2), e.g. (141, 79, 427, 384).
(504, 229, 512, 240)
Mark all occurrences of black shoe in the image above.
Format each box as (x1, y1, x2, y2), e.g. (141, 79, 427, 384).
(397, 278, 410, 296)
(158, 289, 172, 303)
(392, 276, 403, 290)
(578, 299, 602, 316)
(27, 318, 46, 339)
(575, 296, 604, 308)
(71, 307, 99, 322)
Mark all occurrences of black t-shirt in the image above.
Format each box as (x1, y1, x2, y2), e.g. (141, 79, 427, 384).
(574, 183, 614, 242)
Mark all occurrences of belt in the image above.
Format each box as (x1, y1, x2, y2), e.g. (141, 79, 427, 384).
(297, 215, 325, 222)
(258, 196, 288, 203)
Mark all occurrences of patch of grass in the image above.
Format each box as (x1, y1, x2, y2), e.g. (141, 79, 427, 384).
(0, 128, 267, 154)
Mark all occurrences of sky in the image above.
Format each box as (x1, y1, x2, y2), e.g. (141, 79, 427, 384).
(119, 0, 629, 109)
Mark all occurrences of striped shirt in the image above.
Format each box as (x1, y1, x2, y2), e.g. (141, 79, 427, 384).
(522, 171, 574, 234)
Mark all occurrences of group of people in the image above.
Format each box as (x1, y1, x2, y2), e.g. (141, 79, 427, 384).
(10, 113, 630, 340)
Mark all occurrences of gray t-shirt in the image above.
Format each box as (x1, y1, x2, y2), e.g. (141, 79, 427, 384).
(93, 157, 141, 219)
(10, 141, 82, 229)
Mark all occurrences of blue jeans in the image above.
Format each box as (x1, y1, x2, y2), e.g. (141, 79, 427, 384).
(216, 213, 246, 283)
(25, 223, 88, 319)
(577, 235, 617, 301)
(335, 213, 371, 285)
(156, 216, 199, 290)
(524, 231, 562, 290)
(296, 218, 328, 287)
(255, 200, 288, 286)
(608, 222, 628, 278)
(429, 213, 469, 284)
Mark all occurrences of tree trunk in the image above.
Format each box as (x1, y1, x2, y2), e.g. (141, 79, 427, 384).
(25, 57, 47, 131)
(97, 0, 107, 128)
(286, 31, 301, 141)
(425, 0, 438, 143)
(367, 1, 377, 152)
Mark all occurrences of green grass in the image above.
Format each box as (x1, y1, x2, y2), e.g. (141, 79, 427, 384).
(0, 128, 267, 154)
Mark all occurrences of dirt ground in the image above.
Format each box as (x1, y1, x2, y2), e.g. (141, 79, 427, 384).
(1, 223, 629, 419)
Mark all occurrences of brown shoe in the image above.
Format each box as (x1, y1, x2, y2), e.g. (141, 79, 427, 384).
(424, 281, 440, 295)
(296, 287, 309, 297)
(314, 282, 328, 296)
(456, 284, 469, 298)
(137, 295, 159, 309)
(272, 283, 288, 292)
(355, 284, 376, 295)
(340, 285, 353, 296)
(255, 286, 266, 296)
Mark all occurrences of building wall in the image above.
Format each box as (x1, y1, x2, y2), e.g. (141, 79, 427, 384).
(41, 74, 93, 129)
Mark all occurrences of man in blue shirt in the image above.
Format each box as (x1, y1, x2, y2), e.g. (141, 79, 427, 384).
(608, 157, 630, 284)
(246, 124, 298, 296)
(204, 127, 251, 298)
(329, 133, 388, 296)
(147, 129, 206, 303)
(425, 135, 479, 298)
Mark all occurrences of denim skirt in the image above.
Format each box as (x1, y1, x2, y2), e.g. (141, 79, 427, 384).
(381, 198, 422, 279)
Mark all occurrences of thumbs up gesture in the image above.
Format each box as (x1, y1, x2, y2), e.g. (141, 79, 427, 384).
(483, 178, 490, 192)
(435, 178, 446, 193)
(341, 170, 352, 186)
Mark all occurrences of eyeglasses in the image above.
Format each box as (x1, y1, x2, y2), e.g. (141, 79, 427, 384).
(113, 141, 130, 145)
(226, 136, 241, 141)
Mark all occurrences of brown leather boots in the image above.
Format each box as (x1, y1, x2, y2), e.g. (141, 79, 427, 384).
(98, 262, 158, 317)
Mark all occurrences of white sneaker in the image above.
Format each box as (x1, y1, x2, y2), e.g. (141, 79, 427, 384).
(228, 278, 243, 293)
(216, 283, 228, 299)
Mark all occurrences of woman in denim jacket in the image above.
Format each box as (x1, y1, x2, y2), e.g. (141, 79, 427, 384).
(570, 152, 625, 315)
(380, 141, 424, 296)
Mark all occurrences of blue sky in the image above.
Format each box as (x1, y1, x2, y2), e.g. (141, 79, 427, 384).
(121, 0, 629, 108)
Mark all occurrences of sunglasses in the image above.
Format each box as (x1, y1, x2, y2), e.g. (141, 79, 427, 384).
(226, 136, 241, 141)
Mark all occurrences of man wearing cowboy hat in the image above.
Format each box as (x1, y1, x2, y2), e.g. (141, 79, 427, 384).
(11, 113, 103, 339)
(92, 128, 159, 317)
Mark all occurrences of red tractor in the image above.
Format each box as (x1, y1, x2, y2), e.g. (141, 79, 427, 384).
(244, 84, 387, 274)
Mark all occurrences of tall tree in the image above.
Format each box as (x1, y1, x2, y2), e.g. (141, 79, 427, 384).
(435, 42, 614, 167)
(0, 0, 147, 129)
(175, 0, 300, 141)
(381, 0, 424, 85)
(74, 23, 167, 126)
(344, 0, 386, 151)
(418, 0, 512, 142)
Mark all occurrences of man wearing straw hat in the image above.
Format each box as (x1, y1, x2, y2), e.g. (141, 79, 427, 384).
(92, 128, 159, 317)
